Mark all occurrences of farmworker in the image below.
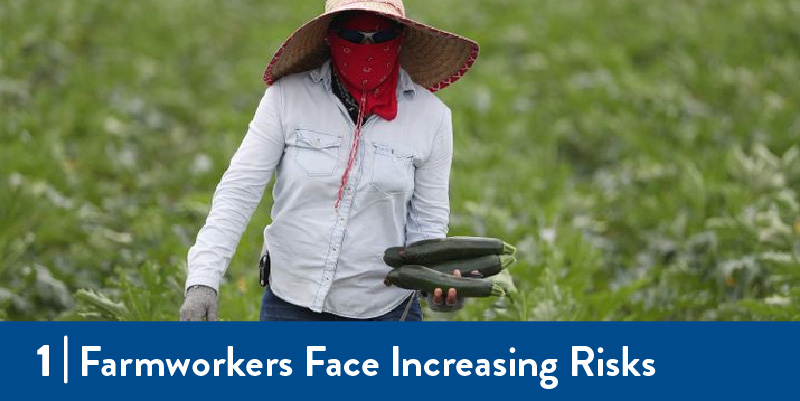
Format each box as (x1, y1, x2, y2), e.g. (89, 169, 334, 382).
(179, 0, 479, 321)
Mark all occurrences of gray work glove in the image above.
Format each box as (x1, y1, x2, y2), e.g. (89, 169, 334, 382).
(179, 285, 218, 321)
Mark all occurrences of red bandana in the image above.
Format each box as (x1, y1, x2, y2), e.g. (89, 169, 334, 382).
(327, 13, 403, 121)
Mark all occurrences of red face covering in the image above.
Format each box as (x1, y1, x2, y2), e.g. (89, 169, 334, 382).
(327, 13, 403, 121)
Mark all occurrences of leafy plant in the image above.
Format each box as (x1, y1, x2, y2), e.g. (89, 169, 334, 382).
(2, 0, 799, 321)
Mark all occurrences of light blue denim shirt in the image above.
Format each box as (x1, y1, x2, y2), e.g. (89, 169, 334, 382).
(186, 61, 453, 318)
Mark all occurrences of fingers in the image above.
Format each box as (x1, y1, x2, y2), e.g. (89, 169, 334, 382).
(446, 269, 459, 305)
(207, 303, 218, 322)
(179, 304, 210, 321)
(179, 305, 193, 322)
(433, 288, 443, 305)
(433, 269, 462, 306)
(446, 288, 457, 306)
(432, 288, 458, 307)
(180, 309, 201, 321)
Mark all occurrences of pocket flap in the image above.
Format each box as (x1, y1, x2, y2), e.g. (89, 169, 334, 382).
(296, 130, 341, 149)
(373, 143, 415, 159)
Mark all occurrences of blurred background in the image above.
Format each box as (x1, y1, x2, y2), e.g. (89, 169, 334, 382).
(1, 0, 799, 321)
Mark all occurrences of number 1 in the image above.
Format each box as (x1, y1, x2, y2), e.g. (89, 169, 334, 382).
(37, 345, 49, 376)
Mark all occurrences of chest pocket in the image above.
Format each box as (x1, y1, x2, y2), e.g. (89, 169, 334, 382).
(370, 143, 415, 195)
(293, 129, 342, 176)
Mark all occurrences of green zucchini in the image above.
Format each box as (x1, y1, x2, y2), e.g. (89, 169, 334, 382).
(425, 255, 516, 278)
(383, 247, 405, 267)
(383, 240, 453, 267)
(383, 265, 516, 299)
(400, 237, 516, 265)
(405, 238, 443, 248)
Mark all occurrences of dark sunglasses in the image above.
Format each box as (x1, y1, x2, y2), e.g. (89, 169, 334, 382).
(332, 26, 402, 44)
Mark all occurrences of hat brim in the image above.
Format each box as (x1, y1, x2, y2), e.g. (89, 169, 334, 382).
(263, 8, 479, 92)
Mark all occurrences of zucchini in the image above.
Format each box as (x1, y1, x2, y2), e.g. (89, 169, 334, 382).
(425, 255, 516, 278)
(383, 247, 405, 267)
(405, 238, 444, 248)
(383, 265, 516, 299)
(400, 237, 516, 265)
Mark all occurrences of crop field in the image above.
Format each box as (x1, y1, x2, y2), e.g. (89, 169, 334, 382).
(1, 0, 799, 321)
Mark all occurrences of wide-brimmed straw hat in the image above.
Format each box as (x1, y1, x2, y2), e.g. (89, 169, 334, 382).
(263, 0, 479, 92)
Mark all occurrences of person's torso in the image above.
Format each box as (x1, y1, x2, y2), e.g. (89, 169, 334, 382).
(264, 62, 448, 318)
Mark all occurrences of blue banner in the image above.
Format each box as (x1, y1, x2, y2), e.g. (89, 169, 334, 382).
(0, 322, 796, 399)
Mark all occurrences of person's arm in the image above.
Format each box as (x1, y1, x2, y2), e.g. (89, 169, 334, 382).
(180, 83, 285, 320)
(404, 106, 463, 311)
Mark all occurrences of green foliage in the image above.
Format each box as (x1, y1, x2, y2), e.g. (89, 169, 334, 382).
(60, 262, 185, 321)
(1, 0, 799, 321)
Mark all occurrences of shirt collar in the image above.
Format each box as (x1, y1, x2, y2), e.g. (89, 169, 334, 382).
(310, 60, 417, 99)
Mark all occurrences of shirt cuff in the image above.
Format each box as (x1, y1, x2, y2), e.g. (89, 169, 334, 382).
(185, 275, 220, 295)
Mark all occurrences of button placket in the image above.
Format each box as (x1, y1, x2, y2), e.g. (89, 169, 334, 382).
(311, 77, 377, 312)
(311, 127, 367, 311)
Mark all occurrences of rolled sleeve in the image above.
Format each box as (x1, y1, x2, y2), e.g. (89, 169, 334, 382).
(186, 83, 285, 292)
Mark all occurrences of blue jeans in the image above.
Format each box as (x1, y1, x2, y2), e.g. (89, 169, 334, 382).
(259, 286, 422, 321)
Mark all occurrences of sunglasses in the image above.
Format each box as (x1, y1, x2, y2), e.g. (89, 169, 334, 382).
(332, 26, 402, 44)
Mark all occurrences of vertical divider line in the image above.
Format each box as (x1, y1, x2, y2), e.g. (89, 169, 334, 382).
(64, 335, 68, 384)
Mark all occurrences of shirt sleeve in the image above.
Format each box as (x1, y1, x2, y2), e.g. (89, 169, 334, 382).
(405, 106, 464, 313)
(185, 83, 285, 292)
(404, 106, 453, 245)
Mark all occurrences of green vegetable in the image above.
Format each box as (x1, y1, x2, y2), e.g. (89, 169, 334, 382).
(424, 255, 516, 278)
(384, 265, 516, 299)
(383, 247, 405, 267)
(405, 238, 443, 248)
(399, 237, 516, 265)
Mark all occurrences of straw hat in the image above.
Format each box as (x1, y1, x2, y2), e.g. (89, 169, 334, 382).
(263, 0, 479, 92)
